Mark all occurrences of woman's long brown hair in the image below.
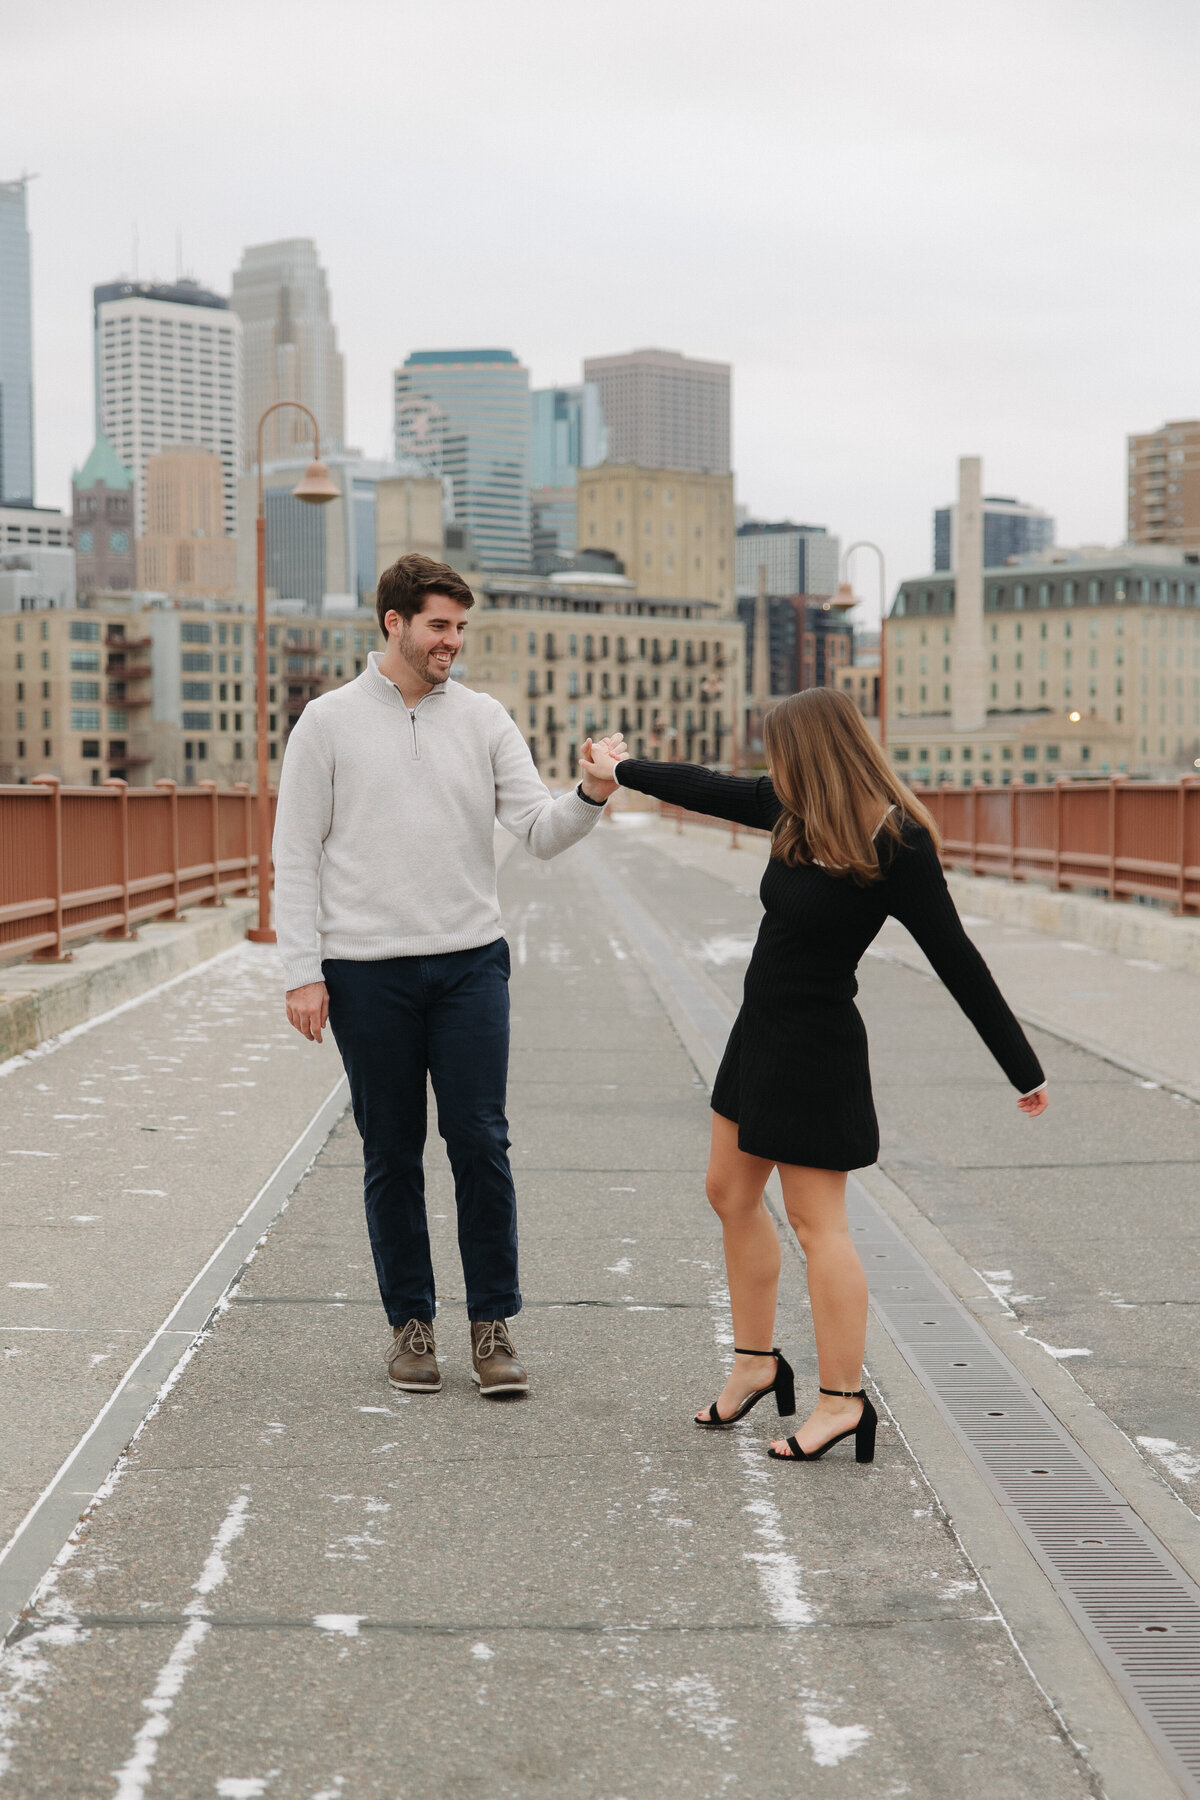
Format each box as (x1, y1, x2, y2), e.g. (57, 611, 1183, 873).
(762, 687, 939, 884)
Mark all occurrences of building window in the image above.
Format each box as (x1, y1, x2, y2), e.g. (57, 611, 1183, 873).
(81, 740, 100, 760)
(182, 711, 213, 731)
(182, 682, 212, 701)
(69, 620, 101, 642)
(181, 622, 212, 643)
(70, 709, 101, 731)
(182, 653, 212, 672)
(70, 681, 100, 701)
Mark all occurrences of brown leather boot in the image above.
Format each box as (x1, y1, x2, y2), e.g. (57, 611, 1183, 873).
(386, 1319, 441, 1392)
(470, 1319, 528, 1397)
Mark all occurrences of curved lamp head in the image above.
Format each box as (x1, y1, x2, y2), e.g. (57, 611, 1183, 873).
(291, 459, 341, 505)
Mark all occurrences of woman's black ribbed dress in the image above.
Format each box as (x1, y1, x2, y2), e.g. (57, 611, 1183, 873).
(614, 761, 1045, 1170)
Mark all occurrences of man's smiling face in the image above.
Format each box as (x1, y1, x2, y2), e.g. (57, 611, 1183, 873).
(389, 592, 471, 688)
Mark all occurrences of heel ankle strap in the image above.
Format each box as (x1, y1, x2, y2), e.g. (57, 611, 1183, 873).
(819, 1385, 865, 1399)
(734, 1345, 779, 1357)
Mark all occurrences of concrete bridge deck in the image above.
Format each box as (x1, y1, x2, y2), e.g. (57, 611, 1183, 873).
(1, 816, 1199, 1798)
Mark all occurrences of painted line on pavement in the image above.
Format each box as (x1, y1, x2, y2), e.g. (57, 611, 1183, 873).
(0, 1077, 348, 1649)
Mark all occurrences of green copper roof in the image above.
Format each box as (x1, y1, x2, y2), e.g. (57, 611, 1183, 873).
(73, 433, 133, 491)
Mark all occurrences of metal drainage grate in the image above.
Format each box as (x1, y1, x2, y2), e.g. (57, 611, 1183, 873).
(848, 1180, 1200, 1796)
(585, 848, 1200, 1798)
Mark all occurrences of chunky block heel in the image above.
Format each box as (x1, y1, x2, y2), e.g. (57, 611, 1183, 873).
(695, 1347, 797, 1429)
(767, 1386, 878, 1464)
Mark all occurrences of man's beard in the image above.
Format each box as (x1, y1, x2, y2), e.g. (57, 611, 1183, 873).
(399, 628, 455, 685)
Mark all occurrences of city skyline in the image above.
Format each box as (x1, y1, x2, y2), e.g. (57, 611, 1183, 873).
(7, 0, 1200, 620)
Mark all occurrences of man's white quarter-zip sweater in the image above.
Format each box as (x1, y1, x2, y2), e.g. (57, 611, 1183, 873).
(272, 651, 604, 990)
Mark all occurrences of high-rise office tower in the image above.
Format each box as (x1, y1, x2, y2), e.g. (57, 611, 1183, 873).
(1127, 421, 1200, 551)
(0, 177, 35, 506)
(94, 278, 242, 538)
(582, 348, 730, 475)
(735, 521, 840, 599)
(230, 239, 344, 469)
(933, 495, 1054, 571)
(393, 349, 531, 573)
(529, 383, 607, 572)
(530, 383, 607, 488)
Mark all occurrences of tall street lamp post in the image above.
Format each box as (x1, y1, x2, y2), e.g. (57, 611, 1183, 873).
(246, 401, 341, 945)
(835, 541, 888, 752)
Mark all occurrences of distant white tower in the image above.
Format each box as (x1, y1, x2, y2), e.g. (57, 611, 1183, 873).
(94, 278, 242, 539)
(951, 455, 986, 733)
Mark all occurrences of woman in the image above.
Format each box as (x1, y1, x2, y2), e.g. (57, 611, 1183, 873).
(582, 689, 1048, 1465)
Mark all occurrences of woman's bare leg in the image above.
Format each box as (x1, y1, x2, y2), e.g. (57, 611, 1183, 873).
(698, 1112, 782, 1420)
(770, 1164, 868, 1456)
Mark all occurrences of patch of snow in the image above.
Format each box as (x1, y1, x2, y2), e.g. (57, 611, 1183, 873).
(1019, 1330, 1092, 1360)
(1138, 1436, 1200, 1484)
(804, 1715, 871, 1767)
(697, 934, 756, 967)
(313, 1616, 364, 1637)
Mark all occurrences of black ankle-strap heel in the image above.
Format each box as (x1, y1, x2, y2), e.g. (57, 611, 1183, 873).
(767, 1385, 878, 1464)
(695, 1347, 797, 1429)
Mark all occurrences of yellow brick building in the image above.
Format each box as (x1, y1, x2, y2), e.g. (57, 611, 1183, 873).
(575, 465, 735, 610)
(885, 553, 1200, 782)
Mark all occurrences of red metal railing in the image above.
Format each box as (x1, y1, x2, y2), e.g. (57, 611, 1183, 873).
(654, 774, 1200, 915)
(913, 778, 1200, 913)
(0, 780, 275, 965)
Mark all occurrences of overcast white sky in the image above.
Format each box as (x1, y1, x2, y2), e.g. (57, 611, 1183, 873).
(6, 0, 1200, 620)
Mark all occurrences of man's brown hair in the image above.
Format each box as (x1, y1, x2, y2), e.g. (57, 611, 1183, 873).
(375, 553, 475, 637)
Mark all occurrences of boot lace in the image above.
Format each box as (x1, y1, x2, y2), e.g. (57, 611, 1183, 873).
(388, 1318, 436, 1361)
(473, 1320, 514, 1361)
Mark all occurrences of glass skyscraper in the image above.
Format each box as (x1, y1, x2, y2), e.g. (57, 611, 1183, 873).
(933, 497, 1055, 571)
(394, 349, 530, 572)
(0, 177, 35, 506)
(530, 383, 607, 488)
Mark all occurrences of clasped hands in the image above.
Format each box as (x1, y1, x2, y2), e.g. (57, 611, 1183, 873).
(578, 733, 631, 802)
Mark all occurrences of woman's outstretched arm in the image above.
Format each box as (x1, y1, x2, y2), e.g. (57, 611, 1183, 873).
(886, 825, 1047, 1103)
(605, 754, 782, 831)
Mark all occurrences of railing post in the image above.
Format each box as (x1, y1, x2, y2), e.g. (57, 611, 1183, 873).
(1107, 774, 1127, 903)
(198, 778, 223, 906)
(234, 781, 252, 894)
(155, 778, 182, 920)
(969, 781, 979, 876)
(1053, 777, 1066, 893)
(30, 774, 73, 962)
(102, 777, 133, 940)
(1009, 780, 1017, 882)
(1178, 775, 1200, 915)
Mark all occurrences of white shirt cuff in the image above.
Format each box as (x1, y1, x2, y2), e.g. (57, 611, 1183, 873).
(1020, 1080, 1047, 1099)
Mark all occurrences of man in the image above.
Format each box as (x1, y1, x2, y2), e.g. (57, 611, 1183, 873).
(274, 553, 623, 1396)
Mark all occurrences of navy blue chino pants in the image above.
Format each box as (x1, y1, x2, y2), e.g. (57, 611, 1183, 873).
(323, 940, 520, 1325)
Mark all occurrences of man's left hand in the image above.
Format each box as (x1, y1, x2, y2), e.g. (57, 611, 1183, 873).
(579, 735, 629, 801)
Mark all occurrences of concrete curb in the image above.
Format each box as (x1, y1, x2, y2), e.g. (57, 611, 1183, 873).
(0, 898, 260, 1064)
(946, 869, 1200, 974)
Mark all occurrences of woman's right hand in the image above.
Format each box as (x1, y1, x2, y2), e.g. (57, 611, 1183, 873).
(580, 735, 628, 785)
(1018, 1087, 1049, 1116)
